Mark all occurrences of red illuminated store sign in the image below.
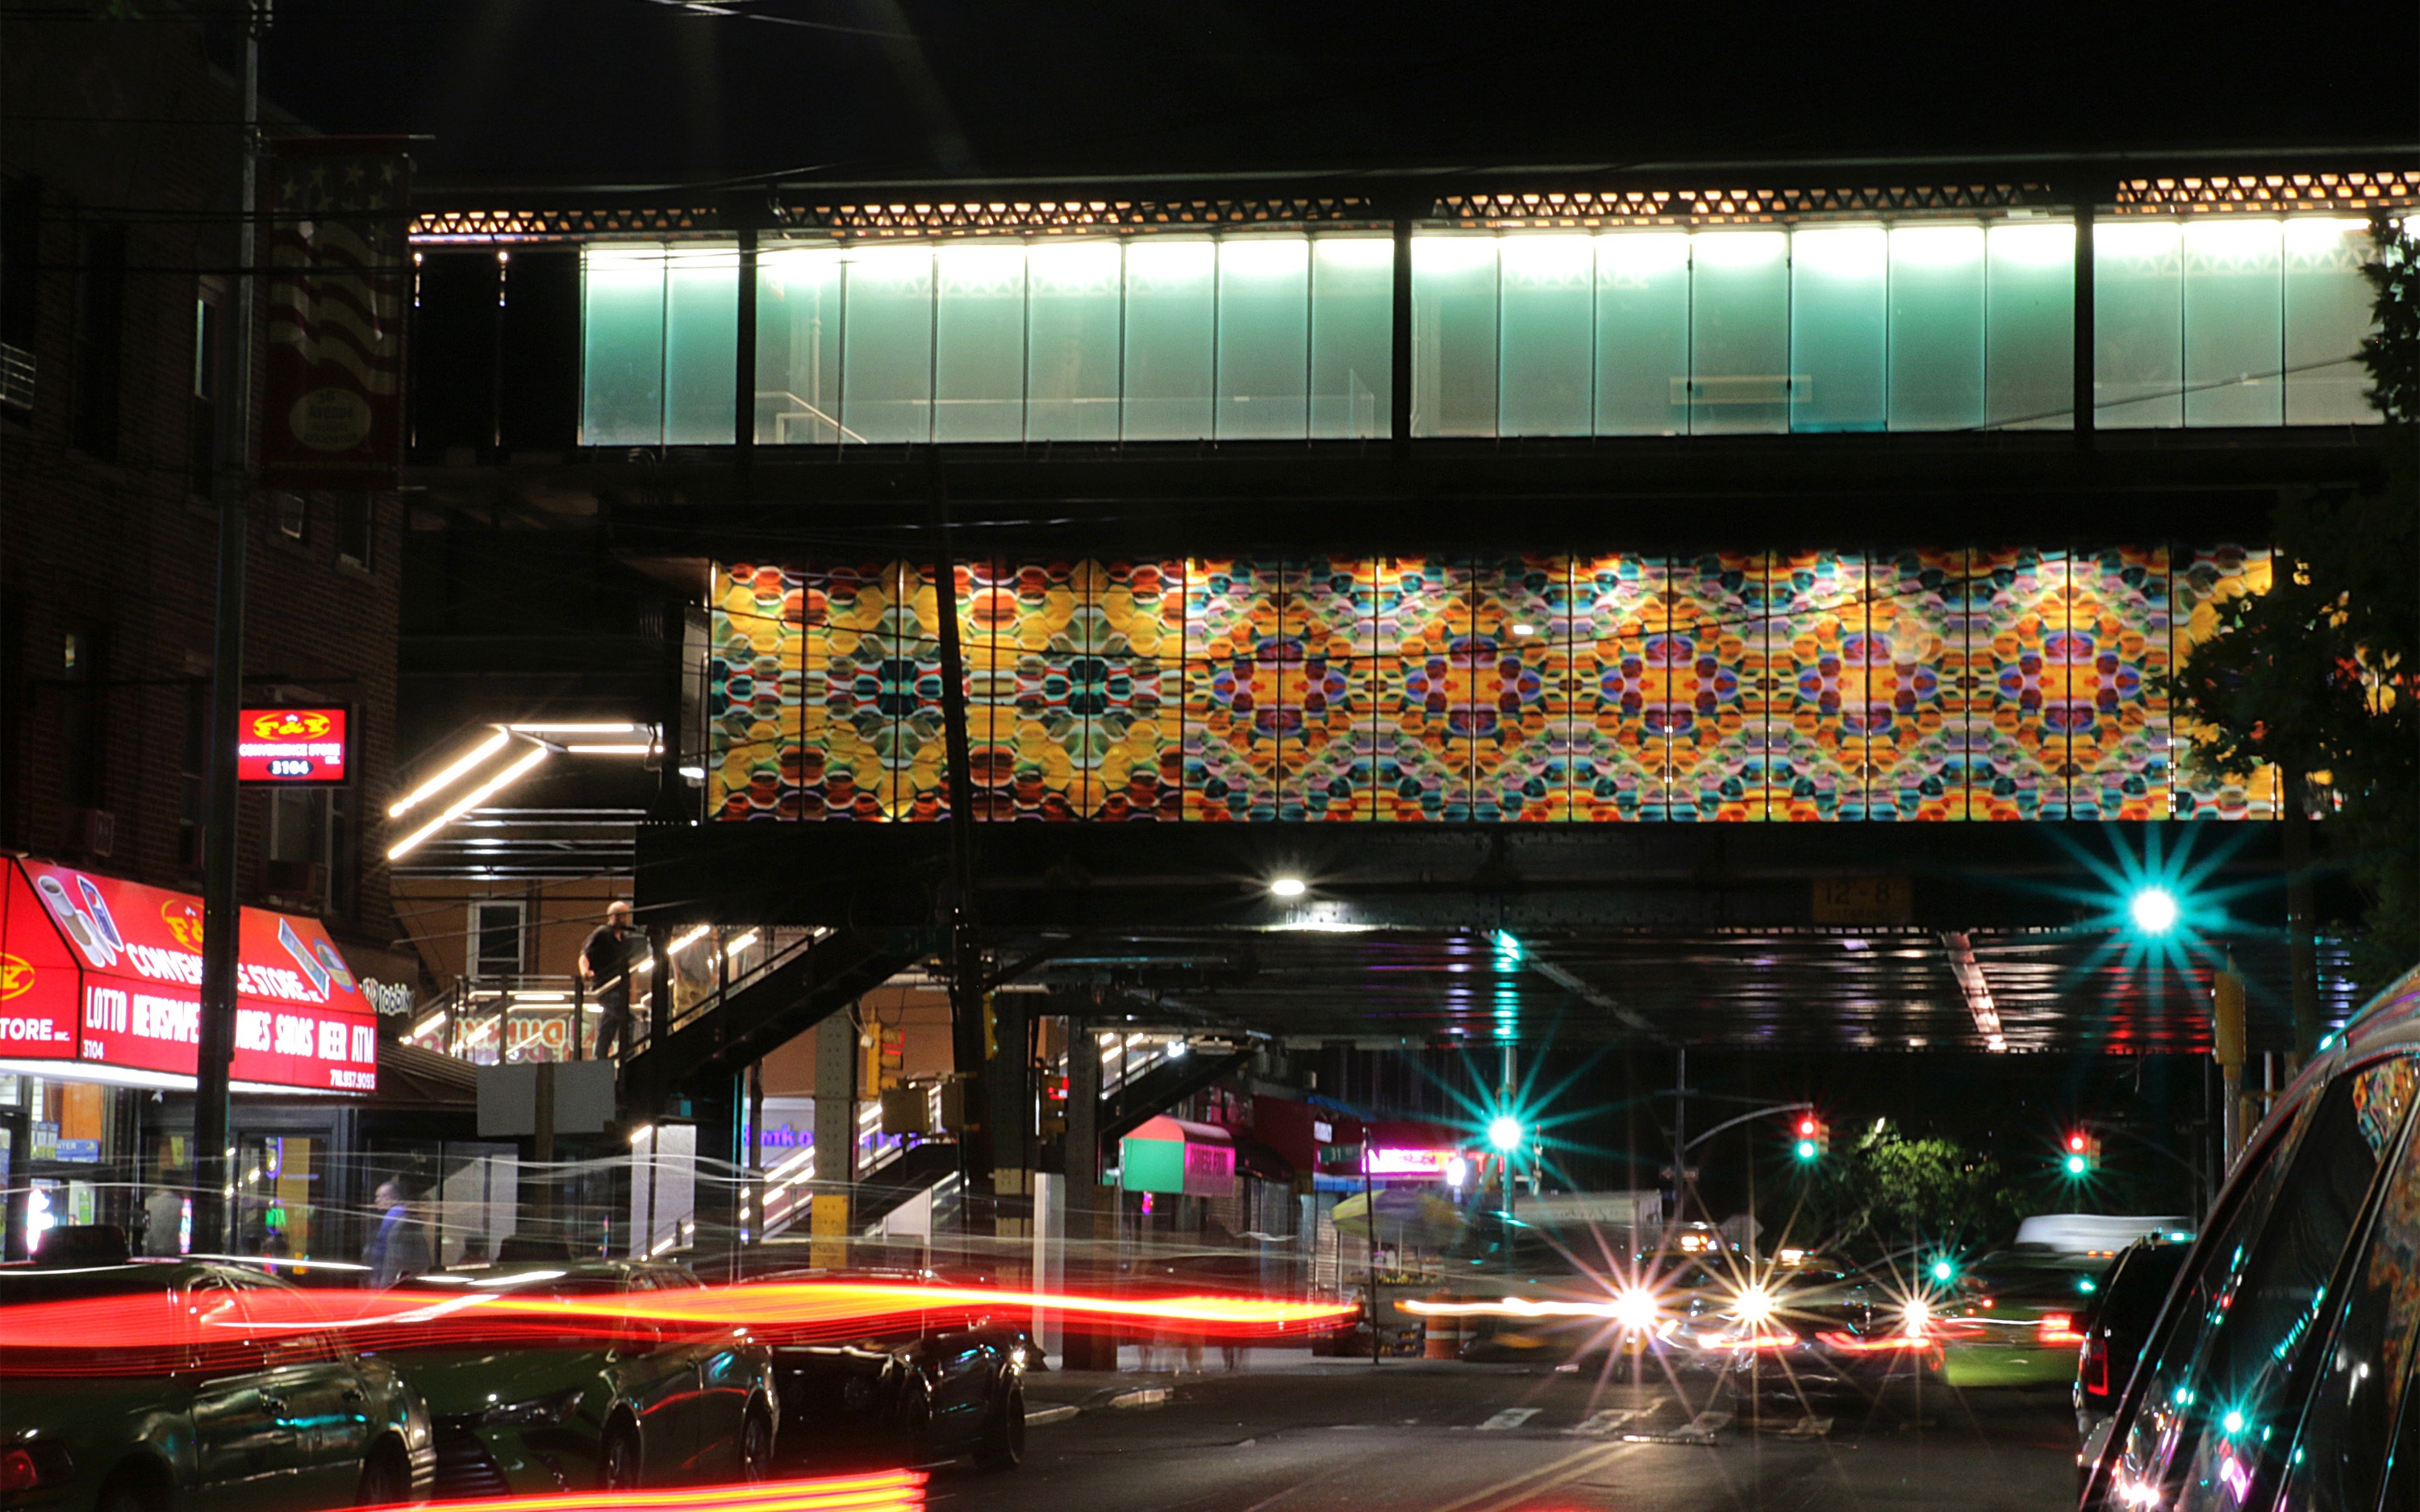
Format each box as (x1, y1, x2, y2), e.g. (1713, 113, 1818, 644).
(237, 706, 349, 785)
(0, 860, 377, 1093)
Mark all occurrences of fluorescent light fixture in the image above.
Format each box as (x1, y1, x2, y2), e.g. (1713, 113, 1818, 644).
(388, 744, 549, 859)
(507, 722, 646, 735)
(1269, 877, 1308, 899)
(388, 730, 510, 818)
(678, 765, 707, 780)
(565, 743, 659, 755)
(629, 1123, 654, 1146)
(668, 925, 711, 956)
(726, 931, 759, 958)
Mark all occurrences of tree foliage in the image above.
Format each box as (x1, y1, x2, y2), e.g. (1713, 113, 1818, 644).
(2174, 215, 2420, 986)
(1792, 1120, 2028, 1259)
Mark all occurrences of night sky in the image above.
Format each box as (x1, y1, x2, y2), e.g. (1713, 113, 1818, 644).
(255, 0, 2419, 188)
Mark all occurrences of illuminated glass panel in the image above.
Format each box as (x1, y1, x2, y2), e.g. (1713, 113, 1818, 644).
(663, 245, 738, 445)
(840, 244, 935, 444)
(582, 246, 666, 445)
(1025, 240, 1123, 442)
(1688, 231, 1789, 435)
(756, 246, 841, 444)
(1122, 239, 1216, 441)
(1594, 233, 1690, 435)
(1410, 235, 1499, 436)
(1887, 224, 1985, 431)
(2095, 220, 2184, 429)
(1496, 235, 1594, 436)
(933, 243, 1027, 443)
(1309, 238, 1392, 439)
(2183, 219, 2283, 427)
(1789, 226, 1887, 432)
(2284, 219, 2378, 426)
(1216, 236, 1309, 440)
(1984, 221, 2076, 430)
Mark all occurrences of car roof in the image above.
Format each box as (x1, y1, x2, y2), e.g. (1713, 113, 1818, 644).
(0, 1259, 263, 1300)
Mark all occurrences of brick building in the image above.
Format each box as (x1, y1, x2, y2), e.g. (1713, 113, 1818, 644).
(1, 3, 413, 1250)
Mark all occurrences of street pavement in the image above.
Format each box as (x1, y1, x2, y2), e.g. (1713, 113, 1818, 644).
(919, 1354, 2080, 1511)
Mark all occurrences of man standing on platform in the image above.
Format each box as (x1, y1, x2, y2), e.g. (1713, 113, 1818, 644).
(582, 899, 640, 1064)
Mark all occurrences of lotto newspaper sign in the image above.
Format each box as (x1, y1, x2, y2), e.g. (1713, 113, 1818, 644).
(0, 860, 378, 1093)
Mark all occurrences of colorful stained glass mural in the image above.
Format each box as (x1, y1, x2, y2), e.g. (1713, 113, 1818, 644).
(705, 544, 2276, 824)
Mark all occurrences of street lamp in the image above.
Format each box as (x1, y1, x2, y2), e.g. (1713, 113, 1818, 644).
(2128, 886, 2180, 936)
(1269, 876, 1308, 899)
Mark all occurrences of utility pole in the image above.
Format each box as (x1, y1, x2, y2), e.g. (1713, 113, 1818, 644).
(192, 0, 265, 1255)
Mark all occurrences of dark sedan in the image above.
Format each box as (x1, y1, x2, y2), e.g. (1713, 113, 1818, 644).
(758, 1269, 1027, 1473)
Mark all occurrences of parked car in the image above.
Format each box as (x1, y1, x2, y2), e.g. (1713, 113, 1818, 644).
(382, 1260, 776, 1496)
(756, 1268, 1028, 1472)
(0, 1252, 434, 1512)
(2082, 965, 2420, 1511)
(1934, 1248, 2106, 1387)
(2072, 1235, 2191, 1448)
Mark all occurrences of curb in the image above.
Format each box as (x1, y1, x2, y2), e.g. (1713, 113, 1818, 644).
(1026, 1404, 1081, 1427)
(1108, 1387, 1173, 1410)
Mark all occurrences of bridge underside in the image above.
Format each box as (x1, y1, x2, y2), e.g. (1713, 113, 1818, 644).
(639, 821, 2350, 1054)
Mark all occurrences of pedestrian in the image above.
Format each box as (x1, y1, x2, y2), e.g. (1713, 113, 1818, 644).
(581, 900, 641, 1063)
(142, 1185, 182, 1256)
(362, 1177, 432, 1286)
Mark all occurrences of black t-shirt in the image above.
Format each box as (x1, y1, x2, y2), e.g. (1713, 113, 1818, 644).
(582, 923, 634, 986)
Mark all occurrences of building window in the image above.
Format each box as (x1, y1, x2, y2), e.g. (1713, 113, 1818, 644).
(336, 494, 373, 570)
(265, 787, 331, 910)
(273, 491, 307, 542)
(177, 665, 207, 867)
(60, 629, 99, 810)
(191, 290, 222, 498)
(470, 899, 525, 981)
(73, 223, 125, 459)
(1, 175, 39, 414)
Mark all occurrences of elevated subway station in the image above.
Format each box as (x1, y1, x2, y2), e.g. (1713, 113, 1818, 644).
(396, 153, 2414, 1245)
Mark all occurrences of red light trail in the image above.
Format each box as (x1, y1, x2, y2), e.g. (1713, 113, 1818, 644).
(361, 1472, 927, 1512)
(0, 1277, 1355, 1375)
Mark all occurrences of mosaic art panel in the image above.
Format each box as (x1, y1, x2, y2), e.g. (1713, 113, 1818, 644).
(1967, 548, 2067, 821)
(707, 564, 809, 820)
(1665, 553, 1760, 821)
(1867, 549, 1965, 819)
(2069, 546, 2171, 819)
(1374, 556, 1468, 820)
(1570, 552, 1662, 821)
(1469, 555, 1564, 821)
(1765, 551, 1869, 822)
(711, 543, 2268, 825)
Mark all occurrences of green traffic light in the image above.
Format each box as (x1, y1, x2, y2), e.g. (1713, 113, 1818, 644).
(1930, 1258, 1955, 1284)
(1795, 1139, 1818, 1161)
(2065, 1152, 2090, 1177)
(1487, 1115, 1525, 1153)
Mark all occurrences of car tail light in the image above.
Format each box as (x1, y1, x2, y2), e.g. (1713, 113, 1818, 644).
(2, 1442, 73, 1493)
(2039, 1313, 2084, 1347)
(2082, 1335, 2109, 1397)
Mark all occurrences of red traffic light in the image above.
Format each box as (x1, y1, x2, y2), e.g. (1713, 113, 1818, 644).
(1799, 1117, 1819, 1137)
(2067, 1132, 2088, 1153)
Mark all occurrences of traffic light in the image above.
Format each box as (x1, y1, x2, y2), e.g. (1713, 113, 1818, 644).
(1793, 1114, 1830, 1162)
(2063, 1129, 2102, 1177)
(1488, 1114, 1525, 1153)
(2128, 885, 2180, 936)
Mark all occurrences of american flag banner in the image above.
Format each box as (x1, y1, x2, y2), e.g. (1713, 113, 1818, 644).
(262, 138, 411, 489)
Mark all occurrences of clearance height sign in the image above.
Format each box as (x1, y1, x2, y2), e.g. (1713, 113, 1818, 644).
(0, 860, 377, 1093)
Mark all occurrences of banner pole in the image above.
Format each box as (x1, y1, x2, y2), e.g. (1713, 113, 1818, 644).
(193, 0, 266, 1256)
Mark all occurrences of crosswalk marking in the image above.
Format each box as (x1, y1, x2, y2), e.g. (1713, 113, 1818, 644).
(1568, 1409, 1650, 1437)
(1478, 1407, 1542, 1431)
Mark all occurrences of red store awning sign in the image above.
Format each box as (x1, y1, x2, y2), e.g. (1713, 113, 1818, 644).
(0, 859, 377, 1093)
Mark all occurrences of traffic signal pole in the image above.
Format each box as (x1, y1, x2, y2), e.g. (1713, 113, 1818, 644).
(192, 1, 265, 1256)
